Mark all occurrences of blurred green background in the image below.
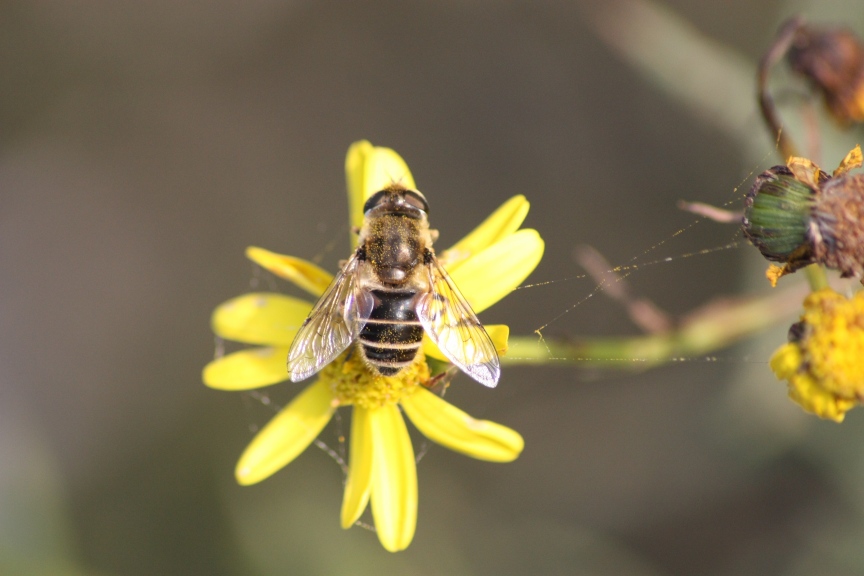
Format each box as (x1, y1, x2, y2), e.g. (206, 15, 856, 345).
(3, 1, 864, 574)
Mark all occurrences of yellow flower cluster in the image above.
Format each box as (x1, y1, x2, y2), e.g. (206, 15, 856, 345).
(770, 288, 864, 421)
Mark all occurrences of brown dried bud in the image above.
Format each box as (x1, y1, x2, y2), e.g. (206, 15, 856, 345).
(811, 173, 864, 278)
(743, 147, 864, 283)
(787, 24, 864, 123)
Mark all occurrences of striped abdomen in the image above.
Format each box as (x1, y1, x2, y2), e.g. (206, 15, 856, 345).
(358, 289, 424, 376)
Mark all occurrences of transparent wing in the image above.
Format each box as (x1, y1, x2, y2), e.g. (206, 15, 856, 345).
(416, 257, 500, 387)
(287, 253, 371, 382)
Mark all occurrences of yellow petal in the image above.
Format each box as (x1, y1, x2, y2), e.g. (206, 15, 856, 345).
(211, 293, 312, 346)
(401, 388, 524, 462)
(364, 147, 416, 202)
(486, 324, 510, 356)
(423, 324, 509, 362)
(833, 145, 863, 177)
(346, 141, 417, 249)
(449, 229, 544, 314)
(369, 404, 417, 552)
(440, 195, 530, 271)
(787, 156, 824, 189)
(346, 140, 374, 242)
(203, 347, 290, 390)
(765, 264, 790, 287)
(235, 380, 336, 485)
(340, 406, 373, 528)
(246, 246, 333, 298)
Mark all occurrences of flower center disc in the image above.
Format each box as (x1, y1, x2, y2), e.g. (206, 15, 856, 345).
(323, 347, 431, 409)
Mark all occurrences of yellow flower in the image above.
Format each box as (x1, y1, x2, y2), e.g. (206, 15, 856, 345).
(770, 288, 864, 422)
(203, 141, 544, 551)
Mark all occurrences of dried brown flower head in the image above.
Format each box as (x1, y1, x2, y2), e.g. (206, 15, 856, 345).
(788, 24, 864, 124)
(743, 147, 864, 283)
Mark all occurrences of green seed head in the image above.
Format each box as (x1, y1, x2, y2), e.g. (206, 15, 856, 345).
(742, 165, 817, 270)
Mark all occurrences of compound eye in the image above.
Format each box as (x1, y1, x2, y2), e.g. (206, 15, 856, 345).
(363, 190, 388, 214)
(403, 190, 429, 213)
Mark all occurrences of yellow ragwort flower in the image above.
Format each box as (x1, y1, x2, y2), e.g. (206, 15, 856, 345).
(203, 141, 544, 551)
(770, 288, 864, 422)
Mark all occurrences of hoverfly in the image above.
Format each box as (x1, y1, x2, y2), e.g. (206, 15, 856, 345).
(287, 184, 500, 387)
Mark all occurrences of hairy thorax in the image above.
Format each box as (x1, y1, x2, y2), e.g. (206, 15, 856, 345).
(363, 214, 429, 284)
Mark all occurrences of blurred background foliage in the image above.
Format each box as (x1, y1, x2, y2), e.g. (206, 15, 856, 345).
(2, 0, 864, 574)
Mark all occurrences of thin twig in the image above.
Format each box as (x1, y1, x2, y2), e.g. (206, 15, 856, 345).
(573, 244, 673, 334)
(758, 16, 805, 159)
(677, 200, 743, 223)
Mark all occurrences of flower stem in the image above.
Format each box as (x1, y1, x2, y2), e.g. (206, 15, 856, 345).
(502, 284, 807, 368)
(804, 263, 829, 291)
